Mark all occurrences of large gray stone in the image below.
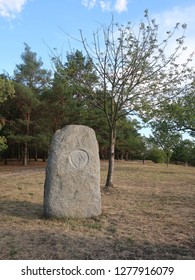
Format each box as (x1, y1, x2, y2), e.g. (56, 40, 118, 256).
(44, 125, 101, 218)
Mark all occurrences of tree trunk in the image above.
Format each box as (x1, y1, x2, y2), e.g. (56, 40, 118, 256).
(42, 151, 47, 162)
(166, 153, 169, 167)
(105, 127, 116, 189)
(34, 148, 38, 161)
(143, 153, 145, 165)
(23, 111, 30, 166)
(4, 152, 7, 165)
(23, 142, 28, 166)
(17, 144, 21, 161)
(125, 151, 129, 161)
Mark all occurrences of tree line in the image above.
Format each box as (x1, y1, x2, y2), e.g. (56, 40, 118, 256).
(0, 11, 195, 188)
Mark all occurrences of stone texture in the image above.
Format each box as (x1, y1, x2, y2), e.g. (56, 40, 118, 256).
(44, 125, 101, 218)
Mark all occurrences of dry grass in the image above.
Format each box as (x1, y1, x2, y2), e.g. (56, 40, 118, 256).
(0, 160, 194, 259)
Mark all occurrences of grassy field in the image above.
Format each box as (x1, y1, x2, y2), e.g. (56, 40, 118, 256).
(0, 160, 194, 259)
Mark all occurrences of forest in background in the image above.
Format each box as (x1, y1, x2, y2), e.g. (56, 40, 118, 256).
(0, 15, 195, 172)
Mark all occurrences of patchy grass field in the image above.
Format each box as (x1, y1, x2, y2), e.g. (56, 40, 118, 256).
(0, 160, 194, 260)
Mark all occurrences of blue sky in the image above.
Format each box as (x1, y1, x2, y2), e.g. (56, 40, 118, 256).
(0, 0, 195, 76)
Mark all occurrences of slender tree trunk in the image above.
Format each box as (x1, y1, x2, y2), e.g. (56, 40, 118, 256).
(4, 150, 7, 165)
(166, 153, 169, 167)
(23, 111, 30, 166)
(23, 141, 28, 166)
(105, 126, 116, 189)
(143, 153, 145, 165)
(17, 144, 21, 161)
(34, 147, 38, 161)
(42, 151, 47, 162)
(125, 151, 129, 161)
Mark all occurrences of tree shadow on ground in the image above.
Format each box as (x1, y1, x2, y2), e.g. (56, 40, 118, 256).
(1, 199, 194, 260)
(0, 227, 194, 260)
(0, 200, 43, 219)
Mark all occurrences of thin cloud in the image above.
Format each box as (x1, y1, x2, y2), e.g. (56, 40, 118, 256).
(154, 5, 195, 30)
(153, 5, 195, 66)
(100, 1, 111, 12)
(81, 0, 96, 9)
(0, 0, 28, 19)
(114, 0, 128, 13)
(82, 0, 129, 13)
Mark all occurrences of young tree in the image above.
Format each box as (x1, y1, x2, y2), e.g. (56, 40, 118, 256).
(150, 120, 181, 166)
(60, 11, 194, 188)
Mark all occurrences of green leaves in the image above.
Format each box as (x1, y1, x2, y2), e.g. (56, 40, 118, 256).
(0, 136, 7, 152)
(14, 43, 51, 93)
(155, 87, 195, 137)
(0, 76, 15, 104)
(0, 75, 15, 154)
(172, 139, 195, 165)
(149, 120, 182, 166)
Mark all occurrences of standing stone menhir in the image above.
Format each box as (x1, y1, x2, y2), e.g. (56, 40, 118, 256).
(44, 125, 101, 218)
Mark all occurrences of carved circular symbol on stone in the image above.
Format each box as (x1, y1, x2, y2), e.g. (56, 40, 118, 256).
(69, 149, 89, 170)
